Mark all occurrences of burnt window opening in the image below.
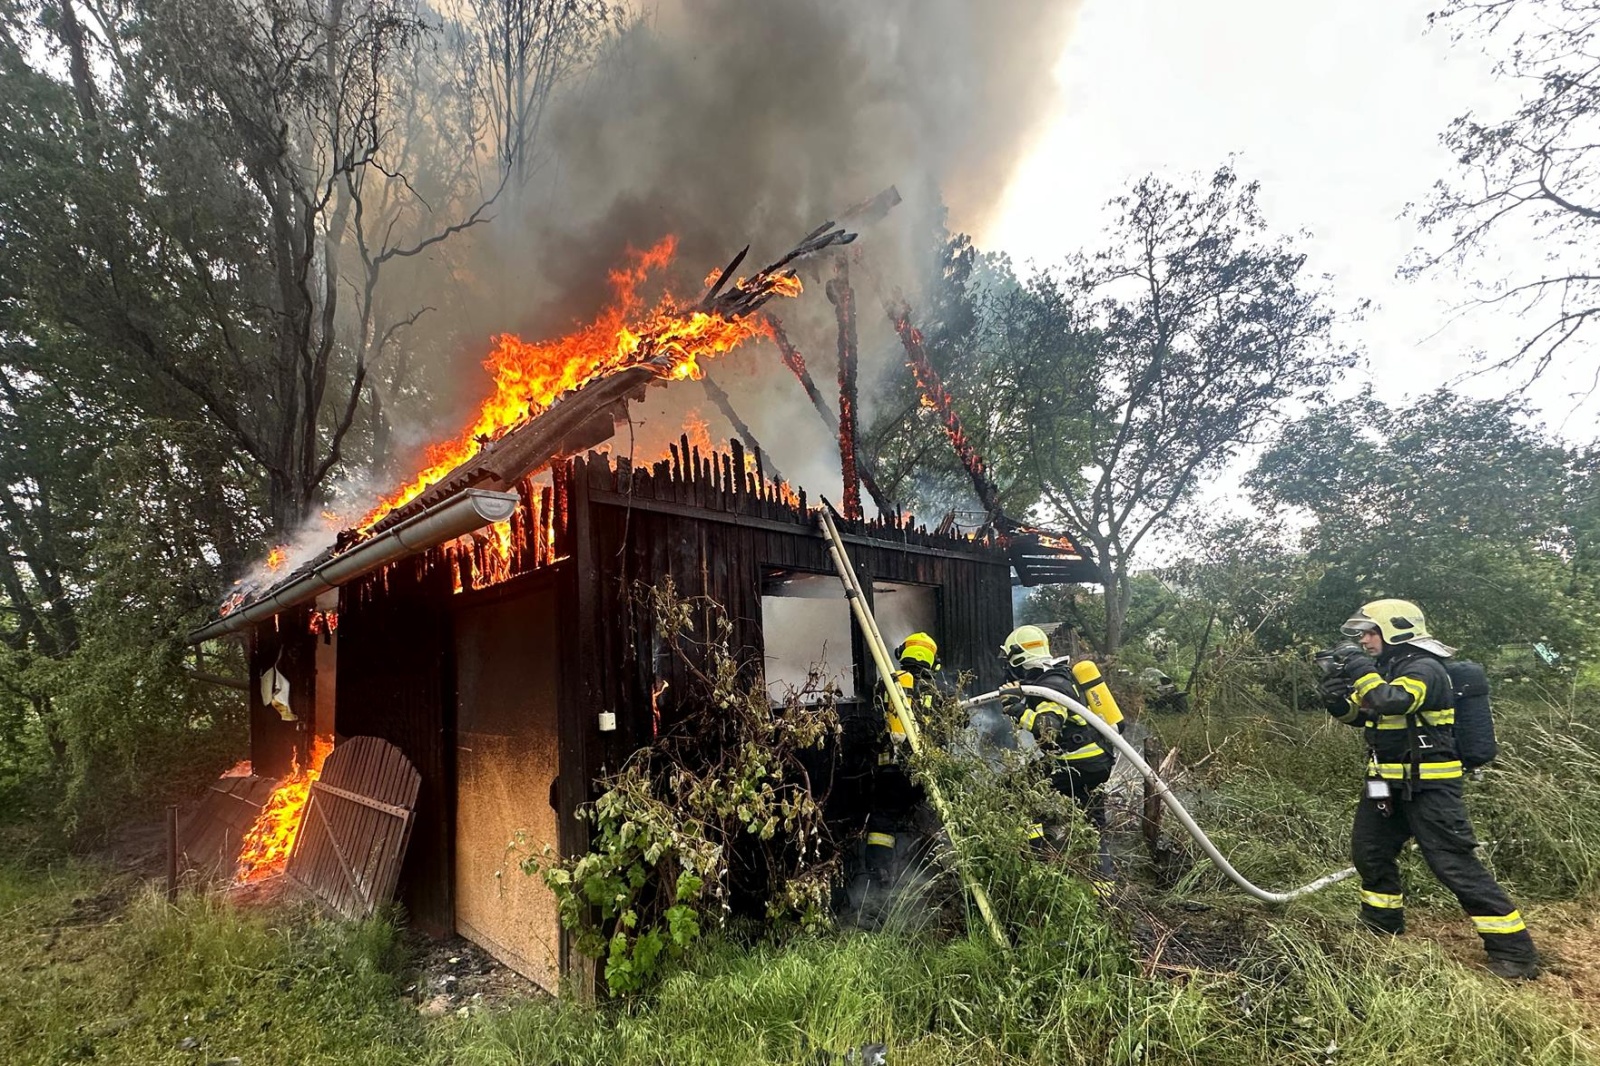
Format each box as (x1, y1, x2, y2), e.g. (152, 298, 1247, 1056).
(760, 569, 855, 704)
(870, 581, 940, 668)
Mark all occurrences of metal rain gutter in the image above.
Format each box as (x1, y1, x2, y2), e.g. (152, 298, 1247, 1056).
(188, 488, 519, 644)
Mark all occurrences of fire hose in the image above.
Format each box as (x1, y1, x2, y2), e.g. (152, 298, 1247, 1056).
(816, 505, 1009, 947)
(963, 687, 1358, 904)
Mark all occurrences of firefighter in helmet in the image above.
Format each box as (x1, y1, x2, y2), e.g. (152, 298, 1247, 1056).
(999, 624, 1123, 882)
(864, 631, 942, 885)
(1320, 598, 1540, 979)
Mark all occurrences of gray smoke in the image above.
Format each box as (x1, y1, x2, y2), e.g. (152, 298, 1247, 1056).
(414, 0, 1082, 511)
(514, 0, 1079, 322)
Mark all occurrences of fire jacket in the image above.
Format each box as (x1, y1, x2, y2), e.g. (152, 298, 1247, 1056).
(1012, 662, 1120, 777)
(1329, 646, 1460, 787)
(878, 664, 941, 764)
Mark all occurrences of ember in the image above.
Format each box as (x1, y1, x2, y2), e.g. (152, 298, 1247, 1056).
(235, 734, 334, 883)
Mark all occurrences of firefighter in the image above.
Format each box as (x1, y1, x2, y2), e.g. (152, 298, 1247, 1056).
(999, 625, 1122, 883)
(1320, 598, 1540, 979)
(863, 631, 942, 884)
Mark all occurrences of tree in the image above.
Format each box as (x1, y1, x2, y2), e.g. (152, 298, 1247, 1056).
(863, 226, 1044, 519)
(457, 0, 619, 193)
(0, 0, 530, 829)
(1248, 389, 1593, 659)
(11, 0, 502, 534)
(1005, 168, 1346, 654)
(1415, 0, 1600, 390)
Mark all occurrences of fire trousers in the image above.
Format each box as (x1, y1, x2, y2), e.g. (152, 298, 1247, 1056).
(865, 760, 926, 880)
(1351, 785, 1538, 964)
(1038, 762, 1113, 879)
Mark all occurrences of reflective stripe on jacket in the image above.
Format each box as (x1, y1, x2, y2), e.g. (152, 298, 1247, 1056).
(1332, 647, 1460, 786)
(1015, 664, 1113, 772)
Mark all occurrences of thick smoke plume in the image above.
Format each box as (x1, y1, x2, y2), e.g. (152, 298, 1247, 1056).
(411, 0, 1082, 512)
(516, 0, 1079, 320)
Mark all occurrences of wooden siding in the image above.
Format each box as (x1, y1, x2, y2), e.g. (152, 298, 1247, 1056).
(257, 438, 1014, 948)
(334, 554, 458, 934)
(563, 447, 1014, 822)
(247, 605, 316, 779)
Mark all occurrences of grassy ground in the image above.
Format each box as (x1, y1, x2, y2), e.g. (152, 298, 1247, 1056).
(2, 693, 1597, 1066)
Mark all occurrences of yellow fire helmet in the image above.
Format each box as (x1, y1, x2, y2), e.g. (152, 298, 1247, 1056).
(1341, 598, 1457, 658)
(1001, 624, 1053, 669)
(895, 631, 940, 670)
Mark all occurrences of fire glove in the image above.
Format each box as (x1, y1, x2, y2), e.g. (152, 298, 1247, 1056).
(1319, 673, 1354, 710)
(1339, 653, 1378, 682)
(998, 681, 1025, 720)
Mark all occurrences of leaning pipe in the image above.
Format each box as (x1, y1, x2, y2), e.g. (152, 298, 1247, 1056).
(964, 686, 1357, 904)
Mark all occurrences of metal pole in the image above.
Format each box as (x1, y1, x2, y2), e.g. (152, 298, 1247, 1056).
(166, 804, 179, 902)
(816, 506, 1008, 947)
(964, 687, 1358, 904)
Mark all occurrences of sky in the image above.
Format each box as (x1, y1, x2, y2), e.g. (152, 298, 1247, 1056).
(983, 0, 1597, 439)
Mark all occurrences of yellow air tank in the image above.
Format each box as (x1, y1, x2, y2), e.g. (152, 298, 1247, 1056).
(1070, 659, 1125, 728)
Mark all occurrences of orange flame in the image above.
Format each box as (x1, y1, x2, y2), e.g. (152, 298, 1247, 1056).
(265, 546, 289, 571)
(362, 238, 788, 530)
(681, 409, 713, 453)
(234, 735, 334, 883)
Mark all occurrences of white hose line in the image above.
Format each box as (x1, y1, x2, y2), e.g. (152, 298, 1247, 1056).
(964, 687, 1357, 904)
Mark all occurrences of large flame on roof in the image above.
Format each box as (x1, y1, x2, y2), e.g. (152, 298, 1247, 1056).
(234, 734, 334, 884)
(362, 238, 790, 530)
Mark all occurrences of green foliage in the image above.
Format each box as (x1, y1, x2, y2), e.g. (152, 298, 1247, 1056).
(1473, 716, 1600, 899)
(531, 580, 841, 995)
(441, 901, 1593, 1066)
(0, 860, 424, 1066)
(873, 168, 1347, 653)
(4, 705, 1597, 1066)
(1157, 659, 1600, 910)
(1249, 390, 1596, 661)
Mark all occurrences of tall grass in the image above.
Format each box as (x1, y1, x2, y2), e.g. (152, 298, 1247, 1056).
(1150, 683, 1600, 902)
(0, 861, 424, 1066)
(439, 915, 1593, 1066)
(3, 679, 1598, 1066)
(1474, 718, 1600, 899)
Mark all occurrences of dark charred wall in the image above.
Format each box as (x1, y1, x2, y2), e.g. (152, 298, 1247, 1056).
(335, 554, 458, 935)
(247, 606, 316, 779)
(565, 448, 1014, 815)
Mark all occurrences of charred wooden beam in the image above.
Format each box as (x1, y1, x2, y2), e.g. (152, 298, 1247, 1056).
(700, 374, 784, 482)
(768, 315, 835, 428)
(826, 255, 863, 521)
(838, 185, 902, 227)
(889, 302, 1003, 520)
(766, 314, 896, 516)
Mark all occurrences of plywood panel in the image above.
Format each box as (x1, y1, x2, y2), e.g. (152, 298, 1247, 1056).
(453, 587, 563, 992)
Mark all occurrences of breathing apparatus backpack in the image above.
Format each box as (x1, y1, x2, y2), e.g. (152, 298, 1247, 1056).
(1444, 660, 1497, 769)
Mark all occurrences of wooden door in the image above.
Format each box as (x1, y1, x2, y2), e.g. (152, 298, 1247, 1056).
(453, 588, 562, 990)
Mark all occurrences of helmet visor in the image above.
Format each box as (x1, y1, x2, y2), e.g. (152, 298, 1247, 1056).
(1340, 620, 1378, 639)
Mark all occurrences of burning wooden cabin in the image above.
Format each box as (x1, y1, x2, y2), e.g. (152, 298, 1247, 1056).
(185, 219, 1099, 992)
(198, 439, 1025, 991)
